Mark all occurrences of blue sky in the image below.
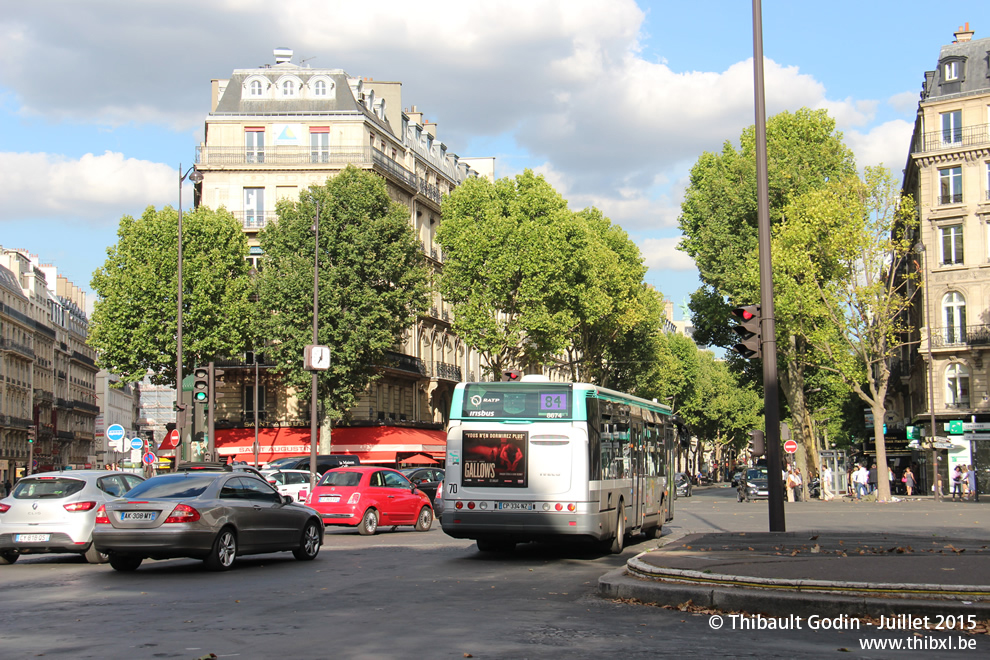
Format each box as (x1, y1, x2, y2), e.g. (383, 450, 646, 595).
(1, 1, 987, 321)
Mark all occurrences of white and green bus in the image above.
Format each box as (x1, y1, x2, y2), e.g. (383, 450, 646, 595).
(440, 376, 675, 553)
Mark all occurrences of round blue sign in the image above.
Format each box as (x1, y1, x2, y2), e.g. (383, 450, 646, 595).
(142, 452, 156, 464)
(106, 424, 126, 442)
(130, 437, 144, 450)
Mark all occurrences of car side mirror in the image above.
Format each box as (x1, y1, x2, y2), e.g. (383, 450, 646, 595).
(281, 494, 294, 505)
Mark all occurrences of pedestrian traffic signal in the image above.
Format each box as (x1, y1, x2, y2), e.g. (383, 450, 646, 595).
(730, 304, 762, 359)
(749, 429, 765, 457)
(193, 368, 209, 403)
(501, 369, 522, 382)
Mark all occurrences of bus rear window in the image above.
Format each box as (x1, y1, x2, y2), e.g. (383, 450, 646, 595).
(459, 384, 573, 420)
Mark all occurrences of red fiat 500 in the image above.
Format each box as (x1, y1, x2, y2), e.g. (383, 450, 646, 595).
(306, 466, 433, 535)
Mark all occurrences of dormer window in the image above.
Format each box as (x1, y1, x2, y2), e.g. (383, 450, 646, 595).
(944, 61, 959, 81)
(314, 80, 326, 96)
(282, 80, 295, 96)
(249, 79, 263, 97)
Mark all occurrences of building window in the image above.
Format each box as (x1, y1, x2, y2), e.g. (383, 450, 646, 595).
(249, 79, 263, 97)
(942, 291, 967, 344)
(940, 225, 964, 265)
(986, 162, 990, 201)
(314, 80, 326, 96)
(939, 166, 962, 204)
(310, 128, 329, 163)
(282, 79, 295, 96)
(945, 363, 970, 407)
(245, 128, 265, 164)
(244, 188, 265, 229)
(944, 61, 959, 81)
(941, 110, 962, 145)
(244, 385, 266, 420)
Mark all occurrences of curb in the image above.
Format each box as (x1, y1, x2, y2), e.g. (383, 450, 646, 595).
(598, 566, 990, 619)
(625, 555, 990, 601)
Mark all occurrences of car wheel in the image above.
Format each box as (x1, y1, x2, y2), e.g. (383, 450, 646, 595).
(204, 528, 237, 571)
(108, 555, 142, 572)
(0, 550, 20, 565)
(84, 542, 110, 564)
(293, 520, 321, 561)
(415, 506, 433, 532)
(358, 509, 379, 536)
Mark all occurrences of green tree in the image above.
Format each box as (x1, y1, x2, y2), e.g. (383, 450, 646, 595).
(678, 108, 857, 480)
(256, 166, 428, 443)
(89, 205, 253, 385)
(772, 166, 918, 502)
(436, 170, 578, 378)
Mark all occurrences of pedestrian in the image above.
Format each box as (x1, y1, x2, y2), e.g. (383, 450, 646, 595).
(854, 464, 869, 500)
(868, 464, 878, 494)
(3, 478, 10, 497)
(821, 465, 833, 501)
(966, 465, 977, 500)
(951, 466, 964, 501)
(786, 468, 796, 502)
(903, 467, 915, 496)
(793, 467, 803, 501)
(736, 469, 750, 503)
(960, 466, 970, 500)
(888, 465, 895, 494)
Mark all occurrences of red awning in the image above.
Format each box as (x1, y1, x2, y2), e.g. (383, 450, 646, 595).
(213, 425, 446, 465)
(400, 453, 438, 465)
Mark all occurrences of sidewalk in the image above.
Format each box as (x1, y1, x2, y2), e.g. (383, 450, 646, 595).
(599, 507, 990, 619)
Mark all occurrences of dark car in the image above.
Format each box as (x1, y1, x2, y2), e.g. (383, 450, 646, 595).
(673, 472, 692, 498)
(93, 471, 324, 571)
(268, 455, 361, 475)
(399, 468, 445, 505)
(746, 467, 770, 500)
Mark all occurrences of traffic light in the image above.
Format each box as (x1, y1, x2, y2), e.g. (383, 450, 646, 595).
(27, 425, 36, 443)
(209, 364, 225, 403)
(193, 368, 209, 404)
(174, 403, 188, 428)
(501, 369, 522, 382)
(749, 429, 765, 457)
(730, 304, 762, 359)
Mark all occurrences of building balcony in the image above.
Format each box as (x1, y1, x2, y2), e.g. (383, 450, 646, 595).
(428, 362, 462, 382)
(931, 324, 990, 349)
(0, 338, 35, 360)
(70, 351, 97, 368)
(938, 193, 963, 205)
(232, 211, 275, 231)
(382, 350, 428, 377)
(913, 123, 990, 154)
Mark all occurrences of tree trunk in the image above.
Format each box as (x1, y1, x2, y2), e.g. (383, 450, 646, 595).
(871, 404, 891, 502)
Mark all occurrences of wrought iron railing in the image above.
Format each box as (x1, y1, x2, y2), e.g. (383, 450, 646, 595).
(914, 123, 990, 153)
(931, 324, 990, 348)
(939, 192, 963, 205)
(231, 211, 275, 231)
(382, 351, 428, 376)
(0, 338, 34, 359)
(429, 362, 461, 382)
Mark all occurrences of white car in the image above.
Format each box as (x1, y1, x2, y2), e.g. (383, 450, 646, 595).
(261, 469, 313, 502)
(0, 470, 145, 564)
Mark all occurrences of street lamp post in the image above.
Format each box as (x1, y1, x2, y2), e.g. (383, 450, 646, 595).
(309, 201, 320, 493)
(915, 243, 941, 502)
(177, 164, 203, 467)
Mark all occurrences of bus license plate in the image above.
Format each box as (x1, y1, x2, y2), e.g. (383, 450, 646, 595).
(122, 512, 157, 521)
(496, 502, 534, 511)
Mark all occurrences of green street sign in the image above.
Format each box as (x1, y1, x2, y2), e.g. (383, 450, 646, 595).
(906, 425, 919, 440)
(947, 420, 964, 434)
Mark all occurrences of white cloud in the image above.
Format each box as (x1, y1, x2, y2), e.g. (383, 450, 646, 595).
(639, 237, 696, 272)
(0, 151, 180, 223)
(843, 119, 914, 172)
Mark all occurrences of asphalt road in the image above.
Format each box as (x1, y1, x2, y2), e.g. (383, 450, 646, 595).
(0, 487, 985, 659)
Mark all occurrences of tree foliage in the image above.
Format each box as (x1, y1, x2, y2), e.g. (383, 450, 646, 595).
(89, 205, 253, 385)
(255, 166, 429, 424)
(772, 166, 918, 501)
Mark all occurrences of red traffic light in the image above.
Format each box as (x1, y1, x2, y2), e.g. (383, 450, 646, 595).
(501, 369, 522, 382)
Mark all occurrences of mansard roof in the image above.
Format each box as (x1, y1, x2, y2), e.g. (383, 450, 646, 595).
(923, 34, 990, 101)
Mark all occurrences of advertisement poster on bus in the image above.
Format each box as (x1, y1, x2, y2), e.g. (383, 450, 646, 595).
(462, 431, 527, 487)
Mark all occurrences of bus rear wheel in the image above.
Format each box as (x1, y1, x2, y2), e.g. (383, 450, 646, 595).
(609, 509, 626, 554)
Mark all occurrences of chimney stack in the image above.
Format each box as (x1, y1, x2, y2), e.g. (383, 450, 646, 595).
(953, 22, 974, 43)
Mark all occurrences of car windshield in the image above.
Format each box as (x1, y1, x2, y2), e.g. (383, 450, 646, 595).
(747, 468, 768, 480)
(12, 477, 86, 499)
(123, 474, 216, 499)
(266, 458, 301, 469)
(320, 471, 362, 487)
